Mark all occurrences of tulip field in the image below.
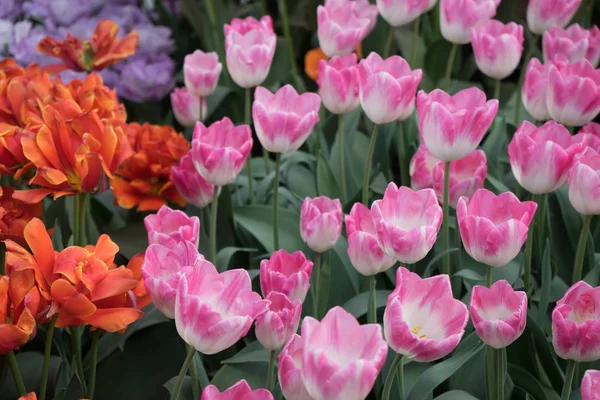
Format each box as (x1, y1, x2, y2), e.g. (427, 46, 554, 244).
(2, 0, 600, 399)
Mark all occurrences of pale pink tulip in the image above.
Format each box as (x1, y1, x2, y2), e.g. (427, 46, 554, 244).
(300, 196, 343, 253)
(440, 0, 500, 44)
(358, 52, 423, 124)
(384, 267, 469, 361)
(201, 380, 274, 400)
(527, 0, 583, 35)
(577, 122, 600, 152)
(345, 203, 396, 276)
(183, 50, 222, 97)
(409, 144, 440, 191)
(301, 306, 388, 400)
(170, 87, 207, 127)
(547, 58, 600, 126)
(317, 0, 379, 57)
(521, 57, 554, 121)
(191, 117, 253, 186)
(417, 87, 498, 161)
(376, 0, 437, 27)
(278, 335, 313, 400)
(255, 292, 302, 350)
(457, 189, 537, 267)
(470, 280, 527, 349)
(471, 20, 524, 80)
(552, 281, 600, 362)
(260, 250, 314, 303)
(172, 152, 217, 209)
(144, 205, 200, 248)
(543, 24, 600, 66)
(318, 53, 360, 115)
(224, 15, 274, 37)
(569, 147, 600, 215)
(142, 241, 203, 318)
(175, 263, 269, 354)
(582, 370, 600, 400)
(432, 149, 487, 208)
(588, 26, 600, 67)
(508, 120, 586, 194)
(371, 183, 442, 264)
(253, 85, 321, 153)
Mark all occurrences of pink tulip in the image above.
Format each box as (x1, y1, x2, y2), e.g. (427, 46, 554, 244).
(470, 280, 527, 349)
(170, 87, 207, 127)
(543, 25, 600, 67)
(547, 58, 600, 127)
(278, 335, 313, 400)
(552, 281, 600, 362)
(376, 0, 437, 27)
(183, 50, 222, 97)
(577, 122, 600, 152)
(172, 152, 217, 209)
(260, 250, 314, 303)
(457, 189, 537, 267)
(142, 241, 203, 318)
(409, 144, 439, 191)
(300, 196, 343, 253)
(508, 120, 586, 194)
(317, 0, 379, 57)
(255, 292, 302, 350)
(588, 26, 600, 67)
(521, 57, 554, 121)
(527, 0, 583, 35)
(201, 380, 274, 400)
(568, 147, 600, 215)
(432, 149, 487, 208)
(301, 306, 388, 400)
(144, 205, 200, 248)
(224, 16, 277, 88)
(440, 0, 500, 45)
(175, 263, 269, 354)
(191, 117, 253, 186)
(358, 52, 423, 124)
(384, 267, 469, 361)
(582, 370, 600, 400)
(371, 183, 442, 264)
(470, 20, 524, 80)
(253, 85, 321, 153)
(345, 203, 396, 276)
(317, 53, 360, 115)
(417, 87, 498, 161)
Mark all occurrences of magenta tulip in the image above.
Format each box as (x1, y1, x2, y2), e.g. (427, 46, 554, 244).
(183, 50, 222, 97)
(432, 149, 487, 208)
(582, 370, 600, 400)
(260, 249, 314, 303)
(521, 57, 554, 122)
(255, 292, 302, 351)
(278, 335, 313, 400)
(577, 122, 600, 152)
(300, 196, 343, 253)
(172, 152, 217, 209)
(376, 0, 437, 27)
(440, 0, 500, 44)
(144, 205, 200, 248)
(201, 380, 273, 400)
(569, 147, 600, 215)
(543, 24, 600, 67)
(318, 53, 360, 115)
(409, 144, 439, 191)
(527, 0, 583, 35)
(170, 87, 207, 127)
(471, 20, 524, 80)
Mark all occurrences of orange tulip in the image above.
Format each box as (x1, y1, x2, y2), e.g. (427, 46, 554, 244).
(18, 393, 38, 400)
(5, 218, 143, 332)
(111, 123, 189, 211)
(305, 48, 328, 81)
(0, 186, 43, 246)
(125, 253, 150, 310)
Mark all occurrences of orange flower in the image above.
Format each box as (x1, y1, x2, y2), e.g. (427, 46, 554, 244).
(5, 218, 143, 332)
(37, 20, 139, 73)
(125, 253, 150, 310)
(305, 48, 328, 81)
(111, 123, 189, 211)
(18, 393, 38, 400)
(0, 186, 43, 246)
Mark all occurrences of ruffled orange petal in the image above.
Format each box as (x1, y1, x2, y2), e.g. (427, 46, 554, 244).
(90, 268, 138, 302)
(23, 218, 55, 286)
(50, 279, 97, 319)
(84, 307, 143, 333)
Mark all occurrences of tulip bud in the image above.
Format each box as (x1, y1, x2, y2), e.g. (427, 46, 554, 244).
(255, 292, 302, 350)
(471, 20, 524, 80)
(318, 53, 360, 115)
(521, 57, 553, 122)
(440, 0, 500, 45)
(527, 0, 582, 35)
(300, 196, 343, 253)
(171, 152, 217, 209)
(568, 147, 600, 215)
(260, 250, 314, 303)
(183, 50, 222, 97)
(432, 149, 487, 208)
(144, 205, 200, 248)
(170, 87, 207, 127)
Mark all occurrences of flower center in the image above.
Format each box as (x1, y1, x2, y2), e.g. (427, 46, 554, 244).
(572, 294, 597, 324)
(411, 325, 427, 339)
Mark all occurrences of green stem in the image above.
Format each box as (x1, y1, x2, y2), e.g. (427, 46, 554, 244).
(524, 193, 538, 291)
(561, 360, 577, 400)
(313, 252, 322, 317)
(384, 27, 395, 58)
(40, 315, 58, 400)
(199, 97, 204, 122)
(382, 353, 403, 400)
(497, 348, 505, 400)
(171, 345, 196, 400)
(245, 87, 255, 204)
(273, 153, 281, 250)
(71, 327, 88, 395)
(486, 265, 493, 288)
(537, 192, 548, 255)
(362, 124, 380, 205)
(493, 80, 501, 102)
(397, 355, 404, 400)
(455, 218, 462, 274)
(338, 114, 347, 204)
(515, 37, 537, 125)
(266, 350, 276, 391)
(397, 121, 410, 188)
(442, 161, 451, 276)
(443, 44, 458, 90)
(572, 215, 593, 284)
(486, 346, 496, 400)
(88, 330, 100, 399)
(8, 350, 26, 396)
(263, 149, 271, 174)
(411, 17, 421, 66)
(73, 193, 87, 247)
(189, 346, 200, 400)
(209, 187, 220, 263)
(367, 276, 377, 325)
(280, 0, 302, 88)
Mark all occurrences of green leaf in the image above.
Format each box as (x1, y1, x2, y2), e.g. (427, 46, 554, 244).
(318, 252, 332, 318)
(332, 236, 361, 294)
(221, 341, 270, 364)
(423, 248, 459, 277)
(424, 40, 462, 86)
(452, 269, 485, 281)
(215, 247, 258, 272)
(163, 376, 194, 400)
(210, 362, 270, 391)
(508, 364, 560, 400)
(536, 239, 552, 325)
(317, 152, 341, 199)
(110, 222, 148, 259)
(342, 290, 392, 318)
(526, 316, 564, 394)
(434, 391, 479, 400)
(486, 175, 511, 194)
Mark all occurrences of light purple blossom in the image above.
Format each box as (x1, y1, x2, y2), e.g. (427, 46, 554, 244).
(136, 24, 174, 55)
(0, 0, 21, 22)
(9, 21, 55, 66)
(117, 55, 176, 102)
(0, 20, 12, 49)
(22, 0, 102, 28)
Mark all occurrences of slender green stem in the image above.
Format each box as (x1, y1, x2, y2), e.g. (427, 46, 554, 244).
(442, 161, 451, 276)
(199, 97, 204, 122)
(209, 187, 220, 263)
(561, 360, 577, 400)
(572, 215, 593, 284)
(455, 218, 462, 273)
(486, 265, 493, 288)
(266, 350, 276, 391)
(273, 153, 281, 250)
(384, 27, 395, 58)
(382, 353, 403, 400)
(497, 348, 505, 400)
(263, 149, 271, 174)
(189, 347, 200, 400)
(88, 330, 100, 399)
(245, 87, 255, 204)
(171, 345, 196, 400)
(367, 276, 377, 324)
(524, 193, 538, 291)
(493, 80, 501, 102)
(515, 37, 537, 125)
(71, 327, 88, 395)
(280, 0, 302, 88)
(8, 350, 26, 396)
(411, 17, 421, 66)
(40, 315, 58, 400)
(338, 114, 347, 204)
(73, 193, 87, 247)
(537, 192, 548, 255)
(397, 122, 410, 188)
(313, 252, 322, 317)
(443, 44, 458, 90)
(362, 124, 380, 205)
(486, 346, 496, 400)
(397, 356, 405, 400)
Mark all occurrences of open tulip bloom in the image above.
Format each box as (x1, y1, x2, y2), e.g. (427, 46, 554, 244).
(183, 50, 222, 98)
(278, 335, 313, 400)
(470, 20, 524, 81)
(582, 370, 600, 400)
(431, 149, 487, 208)
(543, 24, 600, 67)
(439, 0, 500, 45)
(260, 249, 314, 303)
(144, 205, 200, 248)
(376, 0, 437, 27)
(201, 380, 274, 400)
(527, 0, 583, 35)
(569, 147, 600, 216)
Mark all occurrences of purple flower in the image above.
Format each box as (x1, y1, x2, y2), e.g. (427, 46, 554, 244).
(0, 0, 21, 22)
(117, 55, 175, 102)
(10, 21, 56, 66)
(136, 24, 175, 55)
(97, 5, 150, 32)
(23, 0, 102, 27)
(0, 20, 12, 49)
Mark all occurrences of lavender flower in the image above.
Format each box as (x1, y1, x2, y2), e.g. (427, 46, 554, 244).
(117, 54, 175, 102)
(136, 24, 175, 55)
(0, 20, 12, 51)
(0, 0, 21, 22)
(9, 21, 55, 66)
(22, 0, 102, 28)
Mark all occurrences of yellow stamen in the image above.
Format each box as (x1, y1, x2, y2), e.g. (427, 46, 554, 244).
(411, 326, 427, 339)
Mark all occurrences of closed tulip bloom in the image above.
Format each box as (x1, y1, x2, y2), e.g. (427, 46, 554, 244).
(170, 87, 207, 127)
(384, 267, 469, 361)
(255, 292, 302, 350)
(432, 149, 487, 208)
(417, 87, 498, 161)
(175, 263, 269, 354)
(191, 117, 253, 186)
(527, 0, 583, 35)
(569, 147, 600, 215)
(376, 0, 437, 27)
(172, 152, 217, 209)
(410, 144, 440, 191)
(301, 306, 388, 400)
(588, 27, 600, 67)
(144, 205, 200, 248)
(371, 183, 442, 264)
(253, 85, 321, 153)
(318, 53, 360, 114)
(471, 20, 524, 80)
(543, 24, 600, 66)
(577, 122, 600, 152)
(470, 280, 527, 349)
(317, 0, 379, 57)
(201, 380, 274, 400)
(582, 370, 600, 400)
(508, 121, 586, 194)
(440, 0, 500, 45)
(300, 196, 343, 253)
(547, 58, 600, 127)
(521, 57, 553, 121)
(183, 50, 222, 97)
(358, 52, 423, 124)
(260, 250, 314, 303)
(457, 189, 537, 267)
(278, 335, 313, 400)
(552, 281, 600, 362)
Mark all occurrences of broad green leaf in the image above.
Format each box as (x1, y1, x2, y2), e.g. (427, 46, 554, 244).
(486, 175, 511, 194)
(110, 222, 148, 259)
(434, 391, 479, 400)
(221, 341, 270, 364)
(317, 252, 332, 318)
(210, 362, 270, 391)
(342, 290, 392, 318)
(526, 316, 564, 394)
(508, 364, 560, 400)
(163, 376, 194, 400)
(423, 40, 462, 86)
(317, 152, 341, 199)
(215, 247, 258, 272)
(452, 269, 485, 281)
(423, 248, 459, 277)
(536, 240, 551, 325)
(332, 236, 361, 294)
